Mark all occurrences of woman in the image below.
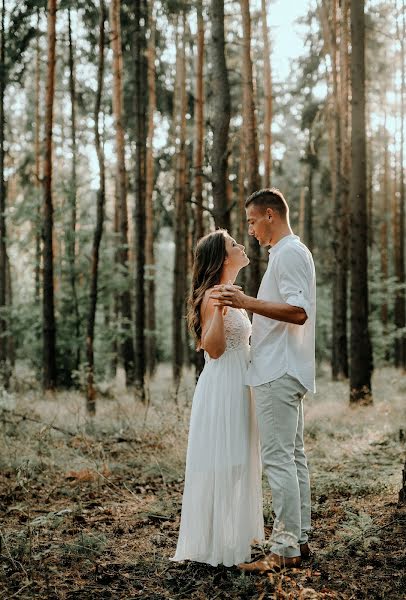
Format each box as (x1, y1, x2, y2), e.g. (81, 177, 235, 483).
(171, 230, 264, 567)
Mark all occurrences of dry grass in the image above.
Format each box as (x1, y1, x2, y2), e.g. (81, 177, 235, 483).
(0, 365, 405, 599)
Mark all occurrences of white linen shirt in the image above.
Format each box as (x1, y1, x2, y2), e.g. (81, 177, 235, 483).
(246, 234, 316, 392)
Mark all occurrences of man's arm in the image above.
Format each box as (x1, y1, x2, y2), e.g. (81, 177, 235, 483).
(210, 286, 307, 325)
(245, 296, 307, 324)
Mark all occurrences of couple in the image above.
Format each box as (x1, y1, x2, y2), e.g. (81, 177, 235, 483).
(172, 188, 316, 571)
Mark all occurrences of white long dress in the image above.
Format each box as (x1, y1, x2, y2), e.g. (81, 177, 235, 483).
(171, 308, 264, 567)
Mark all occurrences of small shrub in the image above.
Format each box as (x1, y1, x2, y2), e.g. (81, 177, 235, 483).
(59, 532, 107, 558)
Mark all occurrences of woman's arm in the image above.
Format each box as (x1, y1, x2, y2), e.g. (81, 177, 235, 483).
(200, 292, 227, 359)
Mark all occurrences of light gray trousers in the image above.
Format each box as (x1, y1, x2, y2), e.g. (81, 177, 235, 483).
(253, 374, 311, 558)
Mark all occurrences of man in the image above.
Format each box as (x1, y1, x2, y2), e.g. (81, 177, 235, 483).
(211, 188, 316, 571)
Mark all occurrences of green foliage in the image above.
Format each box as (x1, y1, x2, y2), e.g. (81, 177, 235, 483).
(3, 1, 44, 84)
(315, 284, 332, 366)
(59, 532, 107, 558)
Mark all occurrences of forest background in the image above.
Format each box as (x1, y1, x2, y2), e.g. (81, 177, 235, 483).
(0, 0, 405, 598)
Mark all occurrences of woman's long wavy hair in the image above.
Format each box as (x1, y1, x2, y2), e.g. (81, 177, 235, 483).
(187, 229, 227, 343)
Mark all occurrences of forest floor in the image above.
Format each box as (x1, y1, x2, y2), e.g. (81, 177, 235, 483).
(0, 364, 405, 600)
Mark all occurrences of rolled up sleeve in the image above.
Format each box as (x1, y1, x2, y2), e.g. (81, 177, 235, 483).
(276, 248, 312, 318)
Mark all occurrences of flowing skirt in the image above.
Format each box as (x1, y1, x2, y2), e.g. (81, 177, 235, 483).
(171, 345, 264, 567)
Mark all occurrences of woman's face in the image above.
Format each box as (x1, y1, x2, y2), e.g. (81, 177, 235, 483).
(224, 235, 249, 268)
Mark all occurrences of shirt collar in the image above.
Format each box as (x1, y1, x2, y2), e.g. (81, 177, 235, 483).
(268, 234, 299, 255)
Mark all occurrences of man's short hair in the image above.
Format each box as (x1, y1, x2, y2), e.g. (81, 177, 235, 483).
(245, 188, 288, 218)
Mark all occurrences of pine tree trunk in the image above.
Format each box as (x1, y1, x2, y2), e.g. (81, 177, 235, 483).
(305, 137, 314, 253)
(240, 0, 261, 297)
(42, 0, 58, 390)
(190, 0, 205, 381)
(109, 0, 135, 385)
(399, 457, 406, 504)
(184, 185, 193, 368)
(394, 0, 406, 369)
(194, 0, 204, 241)
(191, 1, 206, 381)
(261, 0, 272, 188)
(210, 0, 231, 230)
(133, 0, 147, 400)
(335, 0, 350, 380)
(367, 115, 374, 248)
(67, 8, 80, 374)
(86, 0, 106, 415)
(392, 148, 400, 349)
(380, 121, 389, 330)
(172, 14, 187, 385)
(0, 0, 7, 384)
(34, 8, 41, 303)
(237, 130, 247, 290)
(112, 194, 119, 376)
(145, 0, 157, 378)
(349, 0, 373, 403)
(298, 185, 305, 240)
(6, 251, 14, 368)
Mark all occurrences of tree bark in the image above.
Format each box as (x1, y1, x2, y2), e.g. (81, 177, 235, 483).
(210, 0, 231, 230)
(172, 13, 187, 385)
(237, 130, 247, 290)
(134, 0, 147, 400)
(0, 0, 8, 385)
(394, 0, 406, 369)
(67, 8, 80, 374)
(399, 457, 406, 504)
(349, 0, 373, 403)
(34, 7, 41, 303)
(145, 0, 157, 378)
(42, 0, 58, 390)
(109, 0, 135, 385)
(305, 135, 314, 253)
(261, 0, 272, 187)
(191, 0, 206, 381)
(194, 0, 204, 242)
(380, 121, 389, 330)
(240, 0, 261, 297)
(86, 0, 106, 415)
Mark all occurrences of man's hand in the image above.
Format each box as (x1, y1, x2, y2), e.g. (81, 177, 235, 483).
(210, 284, 249, 309)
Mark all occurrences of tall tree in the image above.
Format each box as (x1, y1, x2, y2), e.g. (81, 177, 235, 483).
(110, 0, 135, 385)
(34, 7, 41, 303)
(300, 97, 322, 254)
(380, 120, 389, 332)
(349, 0, 373, 403)
(42, 0, 58, 390)
(261, 0, 272, 188)
(210, 0, 231, 230)
(240, 0, 261, 297)
(172, 13, 188, 386)
(86, 0, 106, 414)
(145, 0, 157, 377)
(67, 7, 80, 374)
(133, 0, 147, 400)
(394, 0, 406, 368)
(0, 0, 7, 385)
(194, 0, 204, 242)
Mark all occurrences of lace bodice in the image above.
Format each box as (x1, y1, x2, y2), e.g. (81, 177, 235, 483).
(223, 308, 251, 351)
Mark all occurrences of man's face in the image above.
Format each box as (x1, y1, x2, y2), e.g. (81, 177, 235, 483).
(246, 204, 273, 247)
